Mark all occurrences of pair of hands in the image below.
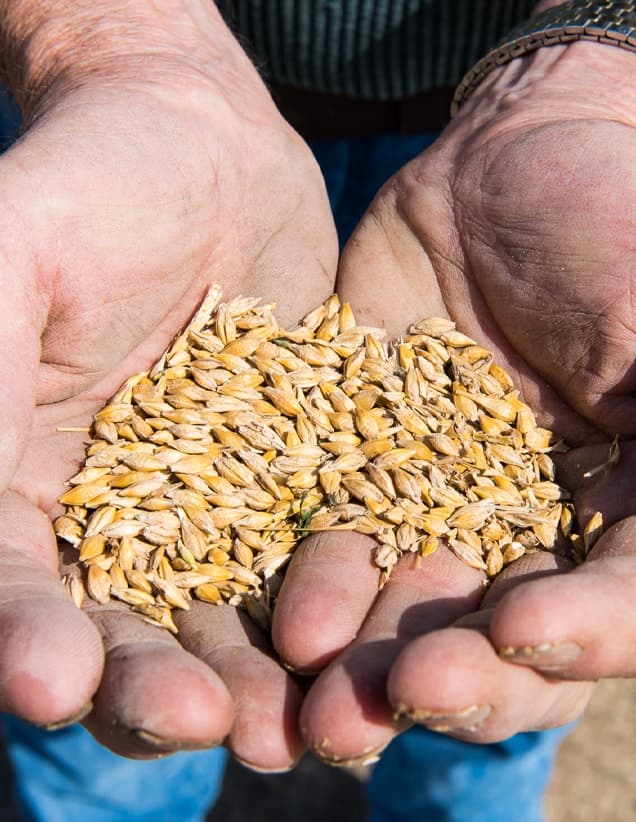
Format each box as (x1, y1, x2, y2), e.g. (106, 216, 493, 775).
(0, 2, 634, 772)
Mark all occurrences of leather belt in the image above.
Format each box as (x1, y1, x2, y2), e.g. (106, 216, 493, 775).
(270, 85, 454, 139)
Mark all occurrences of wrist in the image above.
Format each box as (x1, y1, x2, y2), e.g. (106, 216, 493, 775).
(457, 37, 636, 129)
(453, 0, 636, 119)
(0, 0, 264, 120)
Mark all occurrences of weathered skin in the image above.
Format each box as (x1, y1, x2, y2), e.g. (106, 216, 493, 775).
(0, 0, 336, 769)
(274, 40, 636, 761)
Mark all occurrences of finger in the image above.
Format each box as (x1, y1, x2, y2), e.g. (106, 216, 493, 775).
(387, 627, 594, 744)
(448, 550, 574, 635)
(557, 440, 636, 528)
(272, 532, 382, 673)
(0, 491, 104, 725)
(83, 603, 234, 760)
(387, 551, 594, 742)
(176, 602, 305, 772)
(298, 546, 484, 764)
(489, 516, 636, 681)
(85, 598, 303, 771)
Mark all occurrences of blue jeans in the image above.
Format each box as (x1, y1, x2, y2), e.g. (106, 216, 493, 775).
(1, 715, 226, 822)
(0, 94, 570, 822)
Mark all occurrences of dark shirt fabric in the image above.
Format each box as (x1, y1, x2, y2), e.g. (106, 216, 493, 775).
(217, 0, 536, 100)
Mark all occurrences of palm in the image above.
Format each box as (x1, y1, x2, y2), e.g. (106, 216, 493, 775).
(0, 77, 337, 767)
(9, 81, 335, 501)
(272, 55, 636, 761)
(336, 117, 635, 440)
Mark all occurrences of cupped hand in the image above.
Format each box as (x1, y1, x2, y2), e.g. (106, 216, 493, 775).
(0, 7, 337, 769)
(272, 42, 635, 763)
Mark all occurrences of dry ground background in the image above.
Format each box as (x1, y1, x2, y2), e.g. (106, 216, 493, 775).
(0, 678, 634, 821)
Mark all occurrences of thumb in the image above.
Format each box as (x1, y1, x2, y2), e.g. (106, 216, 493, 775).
(0, 491, 104, 725)
(336, 190, 448, 335)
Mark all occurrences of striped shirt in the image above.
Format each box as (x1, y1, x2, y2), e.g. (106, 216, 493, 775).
(217, 0, 536, 99)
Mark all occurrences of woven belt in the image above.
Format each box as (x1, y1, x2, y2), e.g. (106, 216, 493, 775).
(271, 84, 454, 139)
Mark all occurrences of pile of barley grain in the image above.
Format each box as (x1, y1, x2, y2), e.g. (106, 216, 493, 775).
(54, 286, 602, 634)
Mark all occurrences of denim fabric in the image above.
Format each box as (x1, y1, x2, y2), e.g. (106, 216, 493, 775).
(0, 88, 21, 151)
(0, 97, 568, 821)
(309, 132, 437, 247)
(368, 725, 571, 822)
(1, 716, 227, 822)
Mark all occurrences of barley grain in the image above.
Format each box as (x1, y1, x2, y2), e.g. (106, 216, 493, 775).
(55, 289, 599, 631)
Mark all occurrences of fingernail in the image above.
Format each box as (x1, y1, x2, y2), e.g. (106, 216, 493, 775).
(313, 741, 389, 769)
(396, 704, 492, 732)
(499, 641, 583, 669)
(233, 755, 297, 774)
(133, 729, 222, 752)
(281, 659, 320, 676)
(453, 607, 494, 636)
(41, 700, 94, 731)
